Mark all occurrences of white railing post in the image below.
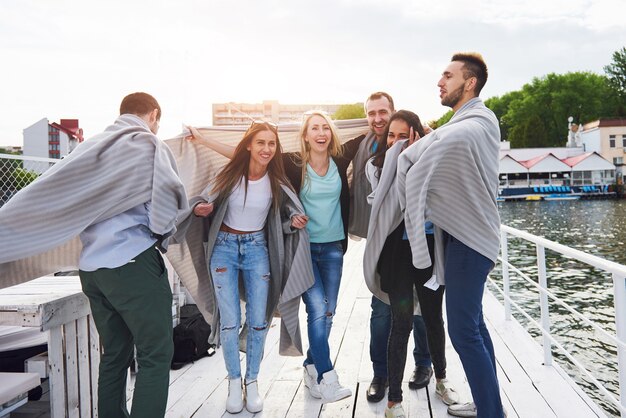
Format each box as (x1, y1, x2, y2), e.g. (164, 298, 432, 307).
(613, 273, 626, 417)
(500, 229, 511, 320)
(536, 244, 552, 366)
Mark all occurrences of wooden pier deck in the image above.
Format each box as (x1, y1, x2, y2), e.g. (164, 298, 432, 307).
(12, 239, 606, 417)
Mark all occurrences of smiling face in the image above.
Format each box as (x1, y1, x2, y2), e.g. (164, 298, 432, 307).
(386, 119, 411, 147)
(366, 96, 393, 139)
(247, 129, 277, 170)
(304, 114, 333, 154)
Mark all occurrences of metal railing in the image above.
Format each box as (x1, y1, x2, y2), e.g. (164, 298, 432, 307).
(0, 153, 58, 206)
(493, 225, 626, 416)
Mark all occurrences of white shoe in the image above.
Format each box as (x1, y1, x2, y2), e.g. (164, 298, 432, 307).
(435, 379, 460, 405)
(384, 402, 406, 418)
(318, 369, 352, 403)
(244, 379, 263, 413)
(448, 402, 507, 417)
(226, 377, 244, 413)
(303, 364, 321, 399)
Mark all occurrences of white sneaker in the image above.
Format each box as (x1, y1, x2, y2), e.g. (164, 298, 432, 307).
(318, 369, 352, 403)
(384, 402, 406, 418)
(226, 377, 244, 413)
(244, 379, 263, 413)
(448, 402, 507, 417)
(435, 379, 460, 405)
(303, 364, 321, 399)
(447, 402, 476, 417)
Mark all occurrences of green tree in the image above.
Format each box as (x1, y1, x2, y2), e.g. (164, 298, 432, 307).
(333, 103, 365, 120)
(604, 46, 626, 114)
(523, 114, 549, 147)
(502, 72, 619, 147)
(485, 91, 523, 141)
(435, 110, 454, 128)
(12, 167, 38, 190)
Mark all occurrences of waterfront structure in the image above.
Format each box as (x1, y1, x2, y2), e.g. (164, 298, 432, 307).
(22, 119, 83, 173)
(212, 100, 347, 126)
(498, 141, 615, 189)
(580, 118, 626, 184)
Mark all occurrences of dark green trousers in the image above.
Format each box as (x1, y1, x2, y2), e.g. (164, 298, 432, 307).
(80, 247, 173, 418)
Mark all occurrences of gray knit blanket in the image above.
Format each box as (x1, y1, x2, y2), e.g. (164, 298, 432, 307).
(397, 98, 501, 283)
(0, 114, 189, 287)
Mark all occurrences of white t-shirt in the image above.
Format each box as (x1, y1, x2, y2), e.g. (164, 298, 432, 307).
(223, 173, 272, 231)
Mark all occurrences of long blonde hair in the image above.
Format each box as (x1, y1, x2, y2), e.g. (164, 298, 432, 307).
(298, 111, 343, 188)
(211, 122, 290, 210)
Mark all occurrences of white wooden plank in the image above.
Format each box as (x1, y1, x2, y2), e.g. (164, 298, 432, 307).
(88, 315, 100, 418)
(77, 316, 92, 417)
(64, 321, 80, 418)
(483, 291, 605, 417)
(48, 326, 66, 418)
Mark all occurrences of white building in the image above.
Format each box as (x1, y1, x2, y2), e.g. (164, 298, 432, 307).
(22, 118, 83, 172)
(579, 118, 626, 184)
(499, 140, 615, 189)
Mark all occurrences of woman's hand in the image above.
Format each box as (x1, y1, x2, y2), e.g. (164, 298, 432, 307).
(408, 126, 422, 145)
(290, 214, 309, 229)
(185, 126, 207, 145)
(194, 202, 214, 217)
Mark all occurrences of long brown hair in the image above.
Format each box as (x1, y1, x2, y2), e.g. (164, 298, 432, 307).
(211, 121, 291, 210)
(298, 111, 343, 189)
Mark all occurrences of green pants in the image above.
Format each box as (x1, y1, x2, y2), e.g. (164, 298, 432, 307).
(80, 246, 173, 418)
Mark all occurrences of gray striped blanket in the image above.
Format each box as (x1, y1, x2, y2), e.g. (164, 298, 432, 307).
(396, 98, 501, 283)
(363, 140, 407, 303)
(0, 114, 189, 287)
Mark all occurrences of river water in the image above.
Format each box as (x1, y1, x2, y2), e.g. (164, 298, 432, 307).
(494, 199, 626, 417)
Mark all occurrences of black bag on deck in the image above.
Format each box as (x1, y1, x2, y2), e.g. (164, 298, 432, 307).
(171, 304, 215, 370)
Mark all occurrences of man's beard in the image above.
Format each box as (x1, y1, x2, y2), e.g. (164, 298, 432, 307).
(441, 84, 464, 108)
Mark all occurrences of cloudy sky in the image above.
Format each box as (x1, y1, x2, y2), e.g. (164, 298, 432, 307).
(1, 0, 624, 147)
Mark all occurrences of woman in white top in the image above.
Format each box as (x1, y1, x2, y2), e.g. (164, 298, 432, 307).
(191, 121, 308, 414)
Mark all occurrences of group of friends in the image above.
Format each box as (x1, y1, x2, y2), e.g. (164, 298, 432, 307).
(0, 52, 504, 418)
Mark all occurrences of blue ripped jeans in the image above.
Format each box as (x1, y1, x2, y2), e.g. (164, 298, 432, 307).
(210, 231, 270, 381)
(302, 241, 344, 382)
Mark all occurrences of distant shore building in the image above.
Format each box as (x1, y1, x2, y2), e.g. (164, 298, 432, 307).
(22, 118, 84, 173)
(498, 141, 615, 189)
(212, 100, 347, 126)
(579, 118, 626, 184)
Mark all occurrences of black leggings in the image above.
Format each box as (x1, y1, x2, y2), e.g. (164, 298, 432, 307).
(381, 232, 446, 403)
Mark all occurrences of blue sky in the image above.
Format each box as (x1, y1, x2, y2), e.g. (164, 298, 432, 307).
(0, 0, 624, 146)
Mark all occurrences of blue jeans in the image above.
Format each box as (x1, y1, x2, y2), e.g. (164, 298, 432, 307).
(302, 241, 343, 382)
(444, 232, 503, 418)
(370, 297, 431, 378)
(210, 231, 270, 381)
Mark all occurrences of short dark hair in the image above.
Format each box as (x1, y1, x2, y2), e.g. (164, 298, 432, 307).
(365, 91, 395, 112)
(451, 52, 488, 96)
(119, 92, 161, 120)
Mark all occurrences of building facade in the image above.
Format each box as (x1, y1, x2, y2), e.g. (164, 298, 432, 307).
(212, 100, 347, 126)
(22, 118, 83, 172)
(581, 118, 626, 183)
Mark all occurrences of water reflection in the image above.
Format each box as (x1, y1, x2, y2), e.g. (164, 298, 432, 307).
(493, 200, 625, 417)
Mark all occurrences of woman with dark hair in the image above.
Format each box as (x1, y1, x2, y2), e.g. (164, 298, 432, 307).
(187, 121, 310, 414)
(364, 110, 458, 418)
